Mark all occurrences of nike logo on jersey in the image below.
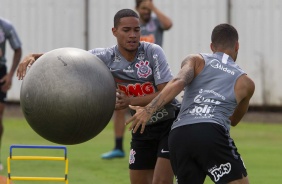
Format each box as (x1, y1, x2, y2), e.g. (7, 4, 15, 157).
(109, 68, 121, 72)
(161, 149, 169, 153)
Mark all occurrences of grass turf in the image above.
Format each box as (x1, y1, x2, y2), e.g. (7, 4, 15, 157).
(0, 117, 281, 183)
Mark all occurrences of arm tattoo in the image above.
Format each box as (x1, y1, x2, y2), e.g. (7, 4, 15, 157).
(182, 68, 194, 86)
(144, 94, 165, 115)
(179, 56, 195, 86)
(176, 65, 194, 86)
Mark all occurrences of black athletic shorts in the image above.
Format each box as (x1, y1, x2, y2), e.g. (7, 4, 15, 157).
(129, 118, 175, 170)
(0, 66, 7, 103)
(168, 123, 247, 184)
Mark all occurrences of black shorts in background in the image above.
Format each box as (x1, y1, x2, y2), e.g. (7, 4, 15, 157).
(168, 123, 247, 184)
(0, 66, 7, 103)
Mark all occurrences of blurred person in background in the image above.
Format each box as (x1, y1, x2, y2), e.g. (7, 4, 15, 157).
(0, 17, 22, 170)
(137, 0, 172, 46)
(101, 0, 173, 160)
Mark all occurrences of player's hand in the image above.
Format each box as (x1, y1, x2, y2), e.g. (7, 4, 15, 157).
(125, 105, 151, 134)
(17, 54, 37, 80)
(115, 89, 130, 110)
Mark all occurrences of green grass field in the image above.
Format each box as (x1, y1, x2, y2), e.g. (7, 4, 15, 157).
(0, 117, 281, 183)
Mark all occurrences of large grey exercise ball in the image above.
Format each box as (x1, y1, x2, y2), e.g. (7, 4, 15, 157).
(20, 47, 116, 145)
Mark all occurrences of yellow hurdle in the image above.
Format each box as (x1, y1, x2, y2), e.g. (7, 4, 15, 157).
(7, 145, 69, 184)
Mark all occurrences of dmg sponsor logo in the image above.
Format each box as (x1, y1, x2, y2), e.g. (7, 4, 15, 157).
(210, 59, 235, 75)
(117, 82, 155, 97)
(149, 108, 169, 123)
(209, 163, 231, 182)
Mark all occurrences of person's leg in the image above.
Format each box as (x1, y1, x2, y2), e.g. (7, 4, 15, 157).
(0, 67, 6, 171)
(152, 127, 174, 184)
(196, 123, 249, 184)
(129, 118, 176, 184)
(152, 157, 174, 184)
(0, 103, 4, 171)
(151, 118, 177, 184)
(0, 103, 4, 145)
(101, 109, 127, 159)
(228, 176, 249, 184)
(129, 133, 158, 184)
(113, 109, 126, 150)
(168, 126, 206, 184)
(130, 169, 154, 184)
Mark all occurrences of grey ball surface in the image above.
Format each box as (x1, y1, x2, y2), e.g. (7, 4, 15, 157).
(20, 48, 116, 145)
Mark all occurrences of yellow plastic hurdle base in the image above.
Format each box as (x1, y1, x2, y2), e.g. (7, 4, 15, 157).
(7, 145, 68, 184)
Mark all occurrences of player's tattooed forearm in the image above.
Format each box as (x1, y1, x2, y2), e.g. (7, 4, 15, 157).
(152, 94, 166, 110)
(145, 94, 165, 114)
(144, 106, 155, 116)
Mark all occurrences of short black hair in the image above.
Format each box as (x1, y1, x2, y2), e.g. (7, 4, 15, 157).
(211, 24, 239, 49)
(114, 9, 139, 28)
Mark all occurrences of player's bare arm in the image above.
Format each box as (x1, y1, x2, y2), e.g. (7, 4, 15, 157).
(229, 75, 255, 126)
(10, 48, 22, 78)
(0, 48, 22, 92)
(125, 54, 200, 133)
(17, 53, 43, 80)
